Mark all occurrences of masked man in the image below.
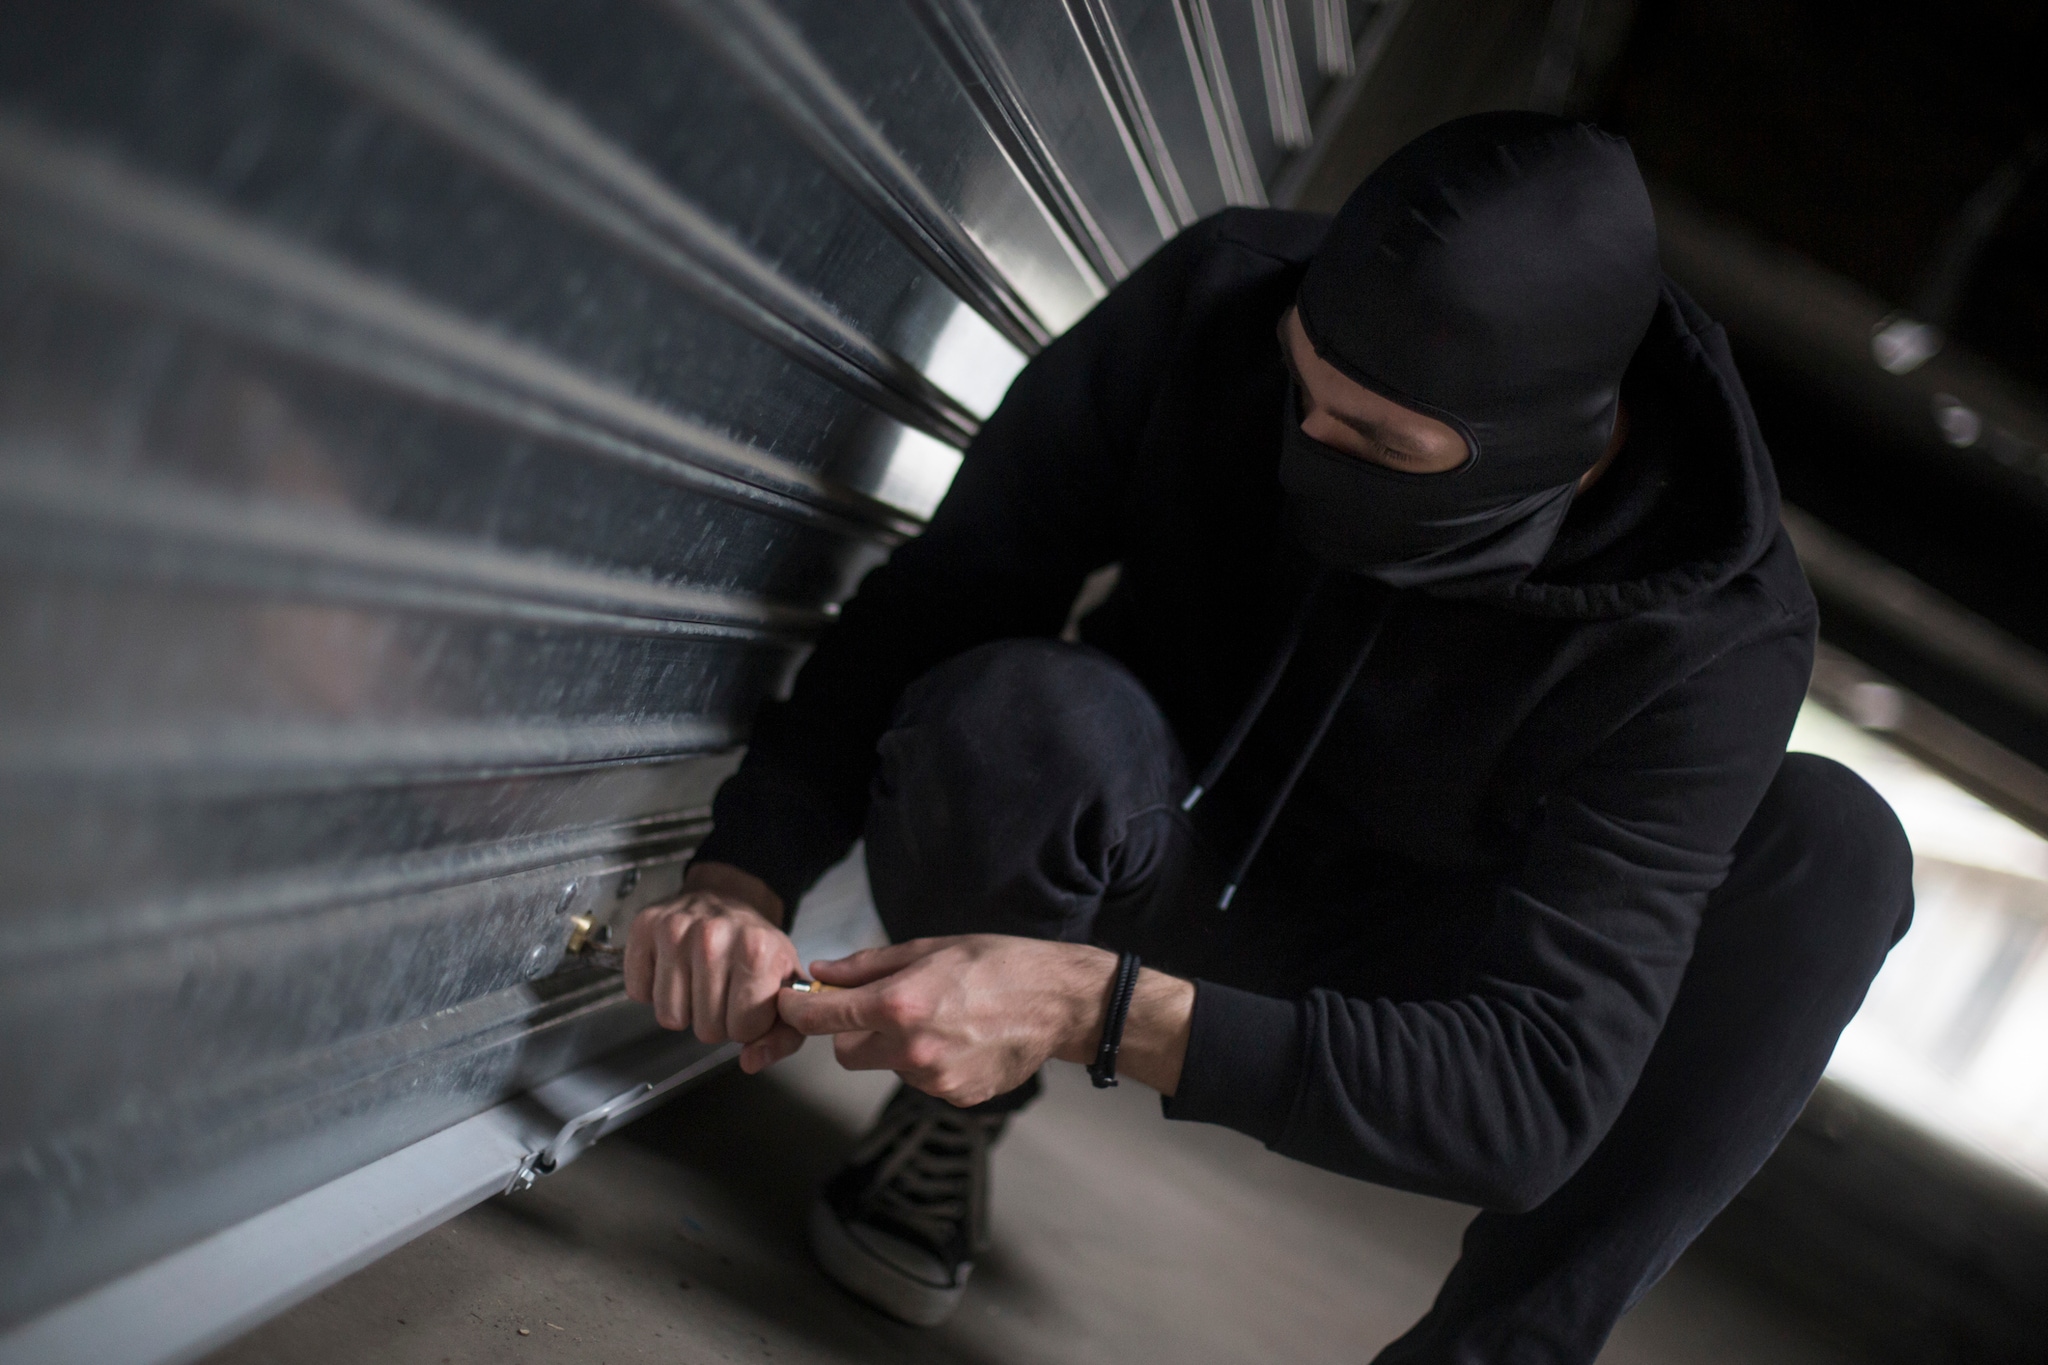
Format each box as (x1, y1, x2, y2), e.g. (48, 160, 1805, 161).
(625, 112, 1914, 1362)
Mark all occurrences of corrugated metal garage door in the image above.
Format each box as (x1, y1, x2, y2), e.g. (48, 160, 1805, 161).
(0, 0, 1401, 1341)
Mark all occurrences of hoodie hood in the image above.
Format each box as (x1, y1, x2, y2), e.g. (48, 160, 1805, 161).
(1181, 278, 1791, 896)
(1464, 280, 1786, 620)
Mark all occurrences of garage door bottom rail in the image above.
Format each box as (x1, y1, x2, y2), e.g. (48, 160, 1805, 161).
(0, 1031, 736, 1365)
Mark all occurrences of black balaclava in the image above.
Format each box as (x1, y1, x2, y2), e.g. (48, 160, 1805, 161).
(1283, 111, 1660, 589)
(1190, 114, 1661, 909)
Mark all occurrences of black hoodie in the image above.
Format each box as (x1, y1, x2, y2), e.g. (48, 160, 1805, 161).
(694, 208, 1815, 1213)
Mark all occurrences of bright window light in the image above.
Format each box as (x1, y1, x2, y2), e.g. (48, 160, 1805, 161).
(922, 302, 1026, 420)
(1796, 702, 2048, 1186)
(872, 303, 1027, 518)
(872, 426, 963, 521)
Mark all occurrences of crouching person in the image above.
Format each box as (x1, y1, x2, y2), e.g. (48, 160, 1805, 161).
(625, 113, 1914, 1362)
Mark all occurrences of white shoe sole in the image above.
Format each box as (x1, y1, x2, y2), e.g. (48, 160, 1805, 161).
(807, 1199, 969, 1327)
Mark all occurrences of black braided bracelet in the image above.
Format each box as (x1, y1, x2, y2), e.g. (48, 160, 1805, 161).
(1088, 950, 1144, 1089)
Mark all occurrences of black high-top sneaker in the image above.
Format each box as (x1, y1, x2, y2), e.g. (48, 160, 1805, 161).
(807, 1081, 1029, 1325)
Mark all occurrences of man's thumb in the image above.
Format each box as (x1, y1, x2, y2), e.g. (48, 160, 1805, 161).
(810, 940, 926, 985)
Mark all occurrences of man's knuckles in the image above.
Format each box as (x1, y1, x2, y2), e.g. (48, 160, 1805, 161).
(688, 913, 734, 951)
(653, 908, 695, 950)
(735, 930, 787, 974)
(874, 987, 929, 1030)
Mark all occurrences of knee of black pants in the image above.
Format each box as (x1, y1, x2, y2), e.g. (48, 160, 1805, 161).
(864, 639, 1188, 944)
(1724, 752, 1916, 959)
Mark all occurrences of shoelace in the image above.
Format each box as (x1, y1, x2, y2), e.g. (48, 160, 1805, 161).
(849, 1092, 997, 1253)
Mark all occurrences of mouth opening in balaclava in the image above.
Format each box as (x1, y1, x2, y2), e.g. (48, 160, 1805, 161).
(1283, 110, 1660, 590)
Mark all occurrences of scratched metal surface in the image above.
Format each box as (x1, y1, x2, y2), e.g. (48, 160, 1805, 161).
(0, 0, 1394, 1325)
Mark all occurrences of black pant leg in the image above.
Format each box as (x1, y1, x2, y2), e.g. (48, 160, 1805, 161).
(863, 638, 1201, 949)
(1374, 753, 1916, 1365)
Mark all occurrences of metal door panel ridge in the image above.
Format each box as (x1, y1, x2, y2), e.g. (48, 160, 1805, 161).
(0, 0, 1410, 1353)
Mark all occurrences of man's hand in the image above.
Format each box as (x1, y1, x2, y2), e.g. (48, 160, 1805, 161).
(777, 935, 1195, 1106)
(624, 862, 802, 1074)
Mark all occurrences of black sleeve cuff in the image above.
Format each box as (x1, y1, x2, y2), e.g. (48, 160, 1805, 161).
(1159, 980, 1305, 1147)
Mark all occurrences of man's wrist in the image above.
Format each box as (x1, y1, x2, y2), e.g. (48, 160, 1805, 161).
(1118, 970, 1195, 1096)
(1051, 944, 1120, 1065)
(1049, 943, 1193, 1096)
(683, 860, 786, 929)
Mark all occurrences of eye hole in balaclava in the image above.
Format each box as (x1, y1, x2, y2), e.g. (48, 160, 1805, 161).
(1282, 111, 1661, 589)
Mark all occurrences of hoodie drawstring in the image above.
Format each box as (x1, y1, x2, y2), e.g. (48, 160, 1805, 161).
(1179, 570, 1327, 814)
(1183, 577, 1396, 909)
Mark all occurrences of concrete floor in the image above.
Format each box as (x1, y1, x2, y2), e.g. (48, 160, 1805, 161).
(207, 1041, 1859, 1365)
